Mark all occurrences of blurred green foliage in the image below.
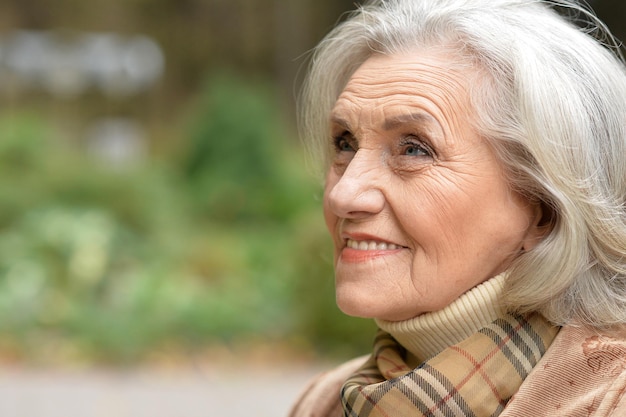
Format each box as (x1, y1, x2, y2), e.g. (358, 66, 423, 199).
(182, 72, 309, 224)
(0, 72, 375, 364)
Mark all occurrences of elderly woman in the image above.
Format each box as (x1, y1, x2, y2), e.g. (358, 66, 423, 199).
(289, 0, 626, 416)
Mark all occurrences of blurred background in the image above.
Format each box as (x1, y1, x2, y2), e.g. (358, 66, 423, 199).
(0, 0, 624, 415)
(0, 0, 382, 369)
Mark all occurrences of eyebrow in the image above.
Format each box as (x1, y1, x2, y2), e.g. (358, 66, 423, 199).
(330, 115, 352, 131)
(382, 112, 436, 130)
(330, 112, 436, 132)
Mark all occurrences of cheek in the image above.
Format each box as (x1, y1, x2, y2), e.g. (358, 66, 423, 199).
(395, 172, 504, 264)
(397, 174, 470, 235)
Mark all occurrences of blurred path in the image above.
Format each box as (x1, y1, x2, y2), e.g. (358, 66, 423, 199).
(0, 361, 326, 417)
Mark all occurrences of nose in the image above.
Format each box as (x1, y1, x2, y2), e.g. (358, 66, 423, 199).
(325, 151, 385, 219)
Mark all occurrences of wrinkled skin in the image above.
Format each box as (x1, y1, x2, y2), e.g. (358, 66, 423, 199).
(323, 50, 545, 321)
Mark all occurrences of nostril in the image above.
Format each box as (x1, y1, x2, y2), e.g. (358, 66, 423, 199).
(324, 154, 385, 218)
(327, 183, 385, 219)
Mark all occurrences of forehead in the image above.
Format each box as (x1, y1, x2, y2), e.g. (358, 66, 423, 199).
(331, 50, 476, 132)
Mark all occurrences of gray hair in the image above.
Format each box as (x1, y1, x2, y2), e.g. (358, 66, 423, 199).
(299, 0, 626, 328)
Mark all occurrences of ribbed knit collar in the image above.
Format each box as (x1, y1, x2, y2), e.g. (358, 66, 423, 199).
(375, 273, 507, 364)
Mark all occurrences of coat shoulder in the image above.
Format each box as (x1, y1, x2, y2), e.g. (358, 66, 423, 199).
(288, 355, 368, 417)
(503, 324, 626, 416)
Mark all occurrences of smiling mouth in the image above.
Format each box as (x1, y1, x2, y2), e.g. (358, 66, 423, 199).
(346, 239, 405, 251)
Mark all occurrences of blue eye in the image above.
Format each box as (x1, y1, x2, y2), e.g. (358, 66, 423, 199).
(402, 141, 430, 157)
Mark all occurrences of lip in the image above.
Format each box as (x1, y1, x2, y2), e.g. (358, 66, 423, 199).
(339, 232, 406, 263)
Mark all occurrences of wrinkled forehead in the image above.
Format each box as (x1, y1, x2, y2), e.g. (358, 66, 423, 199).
(334, 45, 482, 106)
(331, 50, 478, 130)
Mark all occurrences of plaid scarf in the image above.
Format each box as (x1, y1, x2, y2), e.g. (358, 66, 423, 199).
(341, 313, 559, 417)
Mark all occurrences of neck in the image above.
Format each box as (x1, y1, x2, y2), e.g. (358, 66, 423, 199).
(375, 273, 507, 363)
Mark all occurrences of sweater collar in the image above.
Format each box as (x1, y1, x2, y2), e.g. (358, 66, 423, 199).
(375, 273, 507, 363)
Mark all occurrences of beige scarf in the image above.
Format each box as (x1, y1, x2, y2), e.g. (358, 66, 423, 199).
(341, 312, 559, 417)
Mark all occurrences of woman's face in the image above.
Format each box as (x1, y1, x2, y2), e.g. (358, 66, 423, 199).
(324, 50, 544, 322)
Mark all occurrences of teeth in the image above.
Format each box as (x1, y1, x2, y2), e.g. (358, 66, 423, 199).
(346, 239, 401, 251)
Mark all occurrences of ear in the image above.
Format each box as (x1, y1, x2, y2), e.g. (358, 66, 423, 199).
(522, 202, 553, 252)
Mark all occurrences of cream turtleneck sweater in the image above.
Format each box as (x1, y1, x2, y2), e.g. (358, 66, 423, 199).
(375, 273, 507, 364)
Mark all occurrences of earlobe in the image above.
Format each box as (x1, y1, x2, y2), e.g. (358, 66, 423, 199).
(522, 202, 553, 251)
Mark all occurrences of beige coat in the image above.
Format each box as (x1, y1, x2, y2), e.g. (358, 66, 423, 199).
(289, 325, 626, 417)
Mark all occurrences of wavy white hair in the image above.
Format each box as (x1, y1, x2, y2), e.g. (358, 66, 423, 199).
(299, 0, 626, 328)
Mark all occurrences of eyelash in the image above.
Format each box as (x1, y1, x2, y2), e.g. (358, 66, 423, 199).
(332, 133, 433, 158)
(399, 137, 433, 157)
(332, 133, 355, 153)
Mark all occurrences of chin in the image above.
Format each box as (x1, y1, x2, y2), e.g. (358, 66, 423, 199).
(336, 291, 427, 321)
(335, 291, 378, 319)
(335, 289, 406, 320)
